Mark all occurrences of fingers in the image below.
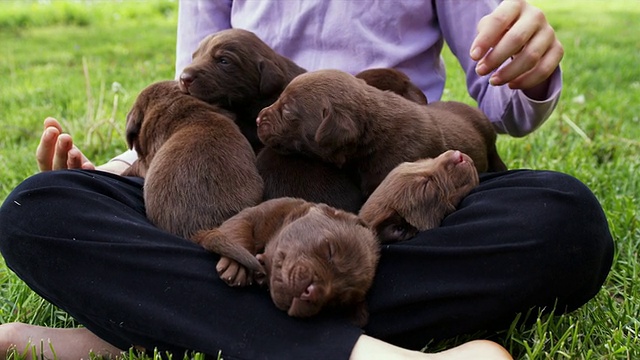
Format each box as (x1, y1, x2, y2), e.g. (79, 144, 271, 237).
(471, 0, 522, 63)
(37, 117, 66, 171)
(67, 147, 85, 170)
(471, 0, 563, 90)
(69, 146, 96, 170)
(488, 22, 551, 86)
(37, 117, 95, 171)
(505, 37, 563, 89)
(81, 159, 97, 171)
(53, 134, 74, 170)
(43, 117, 63, 133)
(36, 126, 60, 171)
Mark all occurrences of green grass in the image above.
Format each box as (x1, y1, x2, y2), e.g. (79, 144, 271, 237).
(1, 0, 639, 359)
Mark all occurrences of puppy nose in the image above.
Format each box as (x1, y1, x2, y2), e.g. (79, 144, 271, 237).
(256, 107, 270, 126)
(300, 284, 319, 302)
(179, 71, 194, 93)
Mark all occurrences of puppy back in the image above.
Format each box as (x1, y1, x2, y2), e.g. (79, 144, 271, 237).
(143, 95, 263, 238)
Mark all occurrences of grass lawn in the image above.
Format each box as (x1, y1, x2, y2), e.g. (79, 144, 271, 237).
(0, 0, 639, 359)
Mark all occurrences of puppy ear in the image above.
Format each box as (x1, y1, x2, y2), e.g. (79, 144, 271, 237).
(404, 87, 429, 105)
(404, 179, 455, 231)
(282, 203, 314, 224)
(314, 107, 359, 151)
(258, 58, 286, 95)
(125, 105, 143, 152)
(374, 210, 418, 243)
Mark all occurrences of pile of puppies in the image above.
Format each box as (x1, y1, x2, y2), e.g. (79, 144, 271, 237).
(122, 29, 505, 324)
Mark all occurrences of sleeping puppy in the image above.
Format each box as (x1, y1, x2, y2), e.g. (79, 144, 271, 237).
(178, 28, 306, 153)
(359, 150, 480, 243)
(256, 69, 506, 196)
(191, 197, 379, 325)
(256, 147, 364, 213)
(125, 80, 263, 239)
(355, 68, 428, 105)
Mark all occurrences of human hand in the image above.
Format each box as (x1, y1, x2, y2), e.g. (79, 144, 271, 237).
(470, 0, 564, 92)
(36, 117, 96, 172)
(36, 117, 131, 175)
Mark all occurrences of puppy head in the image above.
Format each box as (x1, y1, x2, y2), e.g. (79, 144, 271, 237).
(256, 70, 364, 166)
(359, 150, 480, 243)
(125, 80, 183, 158)
(258, 204, 379, 324)
(179, 29, 291, 107)
(355, 68, 428, 105)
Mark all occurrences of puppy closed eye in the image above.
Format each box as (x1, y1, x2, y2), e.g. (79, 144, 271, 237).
(324, 240, 334, 263)
(281, 104, 298, 122)
(419, 175, 440, 195)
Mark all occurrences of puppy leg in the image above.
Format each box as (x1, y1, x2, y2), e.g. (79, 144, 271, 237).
(192, 225, 264, 286)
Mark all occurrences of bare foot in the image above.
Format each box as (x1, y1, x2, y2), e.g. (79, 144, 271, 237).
(350, 335, 512, 360)
(0, 322, 124, 359)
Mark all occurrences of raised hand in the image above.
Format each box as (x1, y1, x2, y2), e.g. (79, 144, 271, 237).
(470, 0, 564, 95)
(36, 117, 95, 172)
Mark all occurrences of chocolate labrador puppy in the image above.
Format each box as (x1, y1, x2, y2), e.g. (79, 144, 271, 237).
(257, 69, 506, 196)
(192, 197, 379, 325)
(124, 80, 263, 239)
(355, 68, 428, 105)
(359, 150, 480, 243)
(178, 28, 306, 153)
(179, 28, 361, 210)
(256, 147, 364, 213)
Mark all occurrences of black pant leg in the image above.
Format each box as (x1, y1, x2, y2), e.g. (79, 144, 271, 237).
(0, 169, 613, 357)
(364, 170, 614, 349)
(0, 170, 362, 360)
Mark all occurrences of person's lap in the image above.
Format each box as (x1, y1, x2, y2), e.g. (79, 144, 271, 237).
(0, 168, 613, 358)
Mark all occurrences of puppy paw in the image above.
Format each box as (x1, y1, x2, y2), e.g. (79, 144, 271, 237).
(253, 271, 268, 287)
(217, 256, 251, 287)
(253, 253, 268, 287)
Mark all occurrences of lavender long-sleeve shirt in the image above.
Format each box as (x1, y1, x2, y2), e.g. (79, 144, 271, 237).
(114, 0, 562, 164)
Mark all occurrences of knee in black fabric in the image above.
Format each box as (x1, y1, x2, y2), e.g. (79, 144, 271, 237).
(364, 170, 614, 346)
(509, 170, 614, 312)
(0, 170, 145, 272)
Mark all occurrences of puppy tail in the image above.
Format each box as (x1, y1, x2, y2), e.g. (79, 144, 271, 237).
(191, 229, 265, 273)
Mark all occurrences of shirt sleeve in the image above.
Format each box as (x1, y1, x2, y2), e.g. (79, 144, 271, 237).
(435, 0, 562, 137)
(174, 0, 233, 79)
(110, 149, 139, 165)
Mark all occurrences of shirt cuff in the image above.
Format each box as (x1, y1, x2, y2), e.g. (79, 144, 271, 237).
(110, 149, 138, 165)
(518, 65, 563, 105)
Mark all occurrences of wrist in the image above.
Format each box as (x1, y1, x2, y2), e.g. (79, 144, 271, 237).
(96, 160, 131, 175)
(520, 77, 551, 101)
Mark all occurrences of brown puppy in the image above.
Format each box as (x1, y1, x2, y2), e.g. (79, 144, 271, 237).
(355, 68, 428, 105)
(192, 197, 379, 325)
(125, 80, 263, 239)
(359, 150, 480, 243)
(178, 29, 361, 209)
(256, 147, 364, 213)
(178, 28, 306, 153)
(257, 69, 506, 196)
